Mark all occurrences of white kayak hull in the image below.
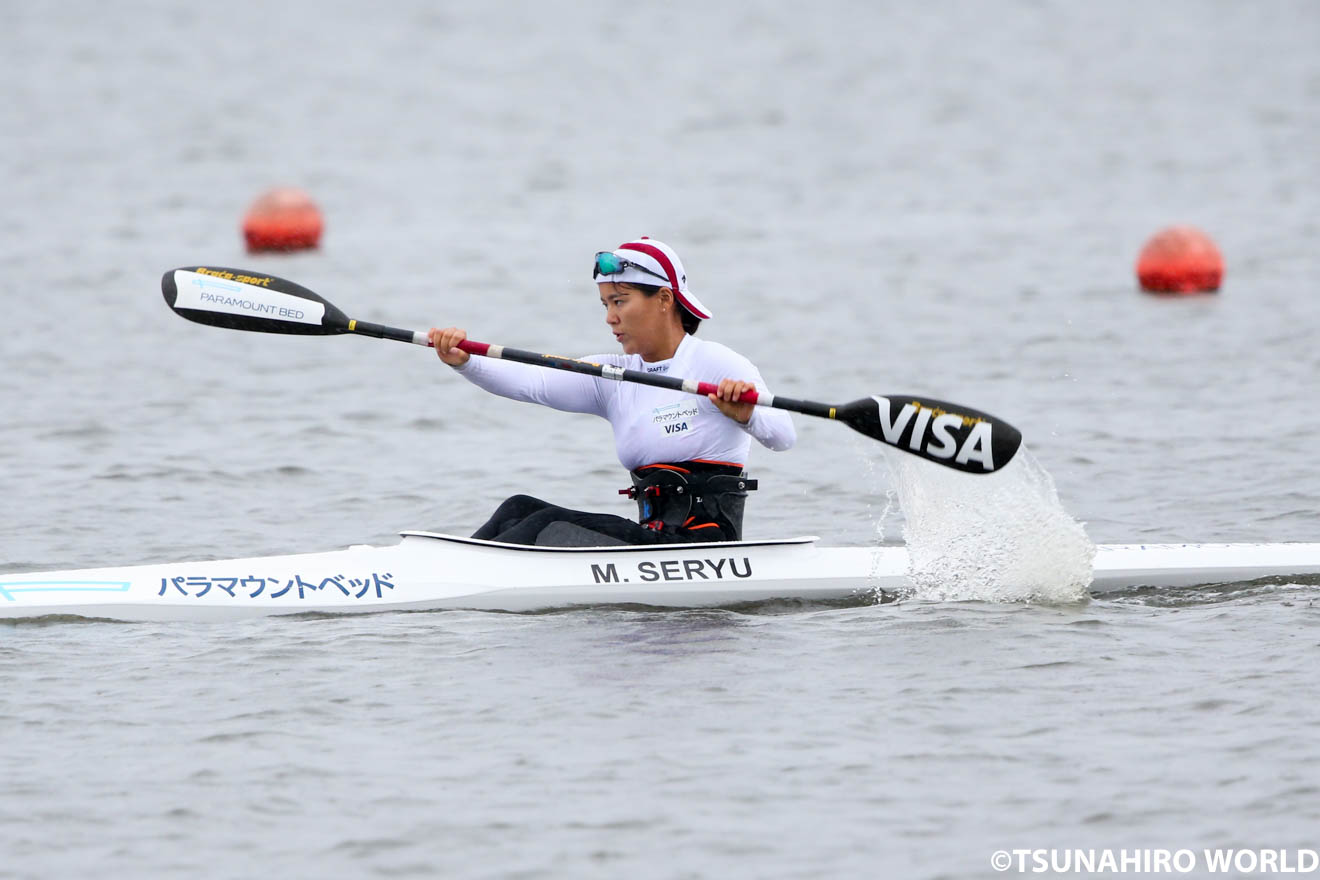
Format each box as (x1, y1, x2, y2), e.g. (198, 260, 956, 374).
(2, 532, 1318, 622)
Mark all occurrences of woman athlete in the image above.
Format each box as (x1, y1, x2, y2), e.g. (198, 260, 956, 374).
(429, 237, 795, 546)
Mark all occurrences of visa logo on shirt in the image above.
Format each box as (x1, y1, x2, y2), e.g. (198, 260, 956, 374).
(653, 402, 699, 436)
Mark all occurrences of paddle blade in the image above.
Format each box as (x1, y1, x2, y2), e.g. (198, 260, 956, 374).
(836, 396, 1022, 474)
(161, 266, 351, 336)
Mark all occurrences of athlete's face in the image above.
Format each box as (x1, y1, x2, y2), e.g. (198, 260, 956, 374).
(599, 282, 675, 357)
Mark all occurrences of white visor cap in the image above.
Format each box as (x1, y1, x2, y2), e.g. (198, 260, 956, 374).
(595, 237, 712, 320)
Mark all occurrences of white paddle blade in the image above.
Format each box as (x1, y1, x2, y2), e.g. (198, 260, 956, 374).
(162, 267, 349, 335)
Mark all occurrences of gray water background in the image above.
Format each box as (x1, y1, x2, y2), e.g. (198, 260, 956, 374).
(2, 1, 1318, 877)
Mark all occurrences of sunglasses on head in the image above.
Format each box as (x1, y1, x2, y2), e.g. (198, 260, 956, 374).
(592, 251, 671, 285)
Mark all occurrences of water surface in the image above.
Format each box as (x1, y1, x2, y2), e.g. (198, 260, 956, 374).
(3, 1, 1318, 877)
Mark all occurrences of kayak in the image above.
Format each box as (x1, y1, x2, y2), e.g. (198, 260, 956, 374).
(3, 532, 1319, 621)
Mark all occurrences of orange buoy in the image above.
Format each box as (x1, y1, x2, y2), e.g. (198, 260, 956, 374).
(242, 187, 323, 252)
(1135, 225, 1223, 294)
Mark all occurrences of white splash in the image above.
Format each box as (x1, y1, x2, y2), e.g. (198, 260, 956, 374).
(882, 446, 1096, 603)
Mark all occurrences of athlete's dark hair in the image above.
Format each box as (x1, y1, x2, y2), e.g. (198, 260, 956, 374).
(625, 283, 701, 335)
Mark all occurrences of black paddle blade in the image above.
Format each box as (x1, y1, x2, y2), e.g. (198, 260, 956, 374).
(161, 266, 351, 336)
(836, 396, 1022, 474)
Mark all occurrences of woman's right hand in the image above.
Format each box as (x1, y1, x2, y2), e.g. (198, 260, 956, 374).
(428, 327, 470, 366)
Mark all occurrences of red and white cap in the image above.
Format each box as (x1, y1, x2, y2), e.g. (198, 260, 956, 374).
(599, 237, 712, 320)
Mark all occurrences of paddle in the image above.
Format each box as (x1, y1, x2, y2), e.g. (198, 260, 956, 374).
(162, 266, 1023, 474)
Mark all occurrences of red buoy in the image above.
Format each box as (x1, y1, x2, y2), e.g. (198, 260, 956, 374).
(242, 187, 323, 252)
(1135, 226, 1223, 294)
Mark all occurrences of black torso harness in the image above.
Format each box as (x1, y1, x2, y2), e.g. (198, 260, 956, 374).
(620, 461, 758, 541)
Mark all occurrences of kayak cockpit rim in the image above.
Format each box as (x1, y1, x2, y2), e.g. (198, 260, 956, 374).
(396, 531, 824, 552)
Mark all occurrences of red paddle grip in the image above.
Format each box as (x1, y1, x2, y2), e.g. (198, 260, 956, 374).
(695, 381, 759, 404)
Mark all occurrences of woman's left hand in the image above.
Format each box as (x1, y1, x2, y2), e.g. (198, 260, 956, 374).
(709, 379, 757, 425)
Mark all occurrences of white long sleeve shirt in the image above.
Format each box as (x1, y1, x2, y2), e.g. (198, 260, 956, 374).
(451, 334, 795, 470)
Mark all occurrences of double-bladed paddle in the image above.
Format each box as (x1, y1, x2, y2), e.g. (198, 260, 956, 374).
(161, 266, 1022, 473)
